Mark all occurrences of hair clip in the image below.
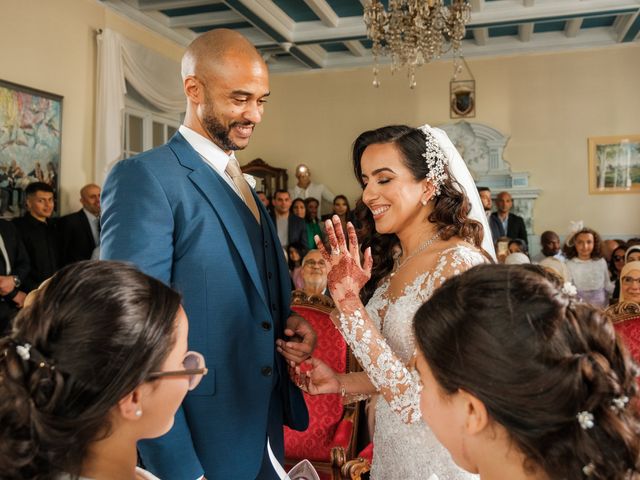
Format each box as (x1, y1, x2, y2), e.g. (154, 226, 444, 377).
(562, 282, 577, 297)
(582, 462, 595, 476)
(611, 395, 629, 412)
(16, 343, 32, 361)
(577, 411, 595, 430)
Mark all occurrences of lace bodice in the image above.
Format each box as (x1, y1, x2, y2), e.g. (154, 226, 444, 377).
(337, 244, 486, 423)
(338, 244, 484, 479)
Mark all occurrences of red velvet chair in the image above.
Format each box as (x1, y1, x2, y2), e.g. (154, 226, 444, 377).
(284, 291, 370, 480)
(607, 301, 640, 363)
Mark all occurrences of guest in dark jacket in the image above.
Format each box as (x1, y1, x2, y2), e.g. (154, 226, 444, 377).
(488, 191, 528, 246)
(12, 182, 60, 292)
(0, 219, 30, 333)
(270, 189, 308, 250)
(58, 184, 101, 266)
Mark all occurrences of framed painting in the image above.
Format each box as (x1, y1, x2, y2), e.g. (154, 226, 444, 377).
(0, 79, 62, 217)
(588, 135, 640, 194)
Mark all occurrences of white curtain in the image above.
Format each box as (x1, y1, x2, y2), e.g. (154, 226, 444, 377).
(95, 29, 185, 184)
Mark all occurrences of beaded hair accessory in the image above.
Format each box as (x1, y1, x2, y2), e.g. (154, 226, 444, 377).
(10, 340, 56, 372)
(418, 125, 448, 196)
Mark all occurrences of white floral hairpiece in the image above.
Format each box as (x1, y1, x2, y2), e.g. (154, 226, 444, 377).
(577, 411, 594, 430)
(582, 462, 595, 476)
(418, 125, 448, 196)
(16, 342, 31, 361)
(611, 395, 629, 412)
(562, 282, 577, 297)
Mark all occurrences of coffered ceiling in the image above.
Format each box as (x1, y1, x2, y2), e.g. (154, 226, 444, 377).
(100, 0, 640, 72)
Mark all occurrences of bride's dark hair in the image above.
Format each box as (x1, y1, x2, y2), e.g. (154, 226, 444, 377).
(0, 260, 181, 480)
(415, 264, 640, 479)
(353, 125, 483, 303)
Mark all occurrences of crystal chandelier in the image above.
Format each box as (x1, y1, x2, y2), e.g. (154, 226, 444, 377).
(363, 0, 472, 88)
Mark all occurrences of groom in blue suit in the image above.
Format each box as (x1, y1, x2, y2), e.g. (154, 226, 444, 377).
(101, 29, 313, 479)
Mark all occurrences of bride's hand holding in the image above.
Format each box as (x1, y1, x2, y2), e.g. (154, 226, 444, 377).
(297, 357, 341, 395)
(315, 215, 372, 309)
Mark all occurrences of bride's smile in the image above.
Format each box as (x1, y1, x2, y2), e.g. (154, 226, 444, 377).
(360, 142, 431, 237)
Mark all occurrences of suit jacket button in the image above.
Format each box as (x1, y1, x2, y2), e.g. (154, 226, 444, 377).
(267, 272, 272, 279)
(271, 303, 277, 311)
(261, 321, 272, 331)
(261, 366, 272, 376)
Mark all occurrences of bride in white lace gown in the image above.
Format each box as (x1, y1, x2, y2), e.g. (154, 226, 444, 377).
(297, 125, 495, 480)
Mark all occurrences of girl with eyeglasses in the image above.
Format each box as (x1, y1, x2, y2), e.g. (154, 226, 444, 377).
(0, 261, 206, 480)
(609, 243, 628, 303)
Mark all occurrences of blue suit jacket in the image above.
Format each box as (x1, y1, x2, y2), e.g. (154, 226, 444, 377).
(101, 133, 308, 479)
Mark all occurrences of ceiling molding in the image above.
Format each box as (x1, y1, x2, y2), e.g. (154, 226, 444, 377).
(99, 0, 640, 74)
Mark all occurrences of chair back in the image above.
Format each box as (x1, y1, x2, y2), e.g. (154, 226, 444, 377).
(607, 301, 640, 362)
(284, 293, 351, 464)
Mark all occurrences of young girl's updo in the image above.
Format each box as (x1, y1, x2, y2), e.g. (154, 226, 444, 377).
(0, 260, 181, 480)
(414, 264, 640, 479)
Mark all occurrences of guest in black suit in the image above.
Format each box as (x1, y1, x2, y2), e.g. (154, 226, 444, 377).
(13, 182, 60, 292)
(270, 189, 308, 249)
(0, 219, 30, 333)
(488, 191, 528, 246)
(59, 183, 101, 266)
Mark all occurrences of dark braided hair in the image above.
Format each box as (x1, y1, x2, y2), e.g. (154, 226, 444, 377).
(0, 260, 181, 480)
(352, 125, 483, 303)
(414, 264, 640, 479)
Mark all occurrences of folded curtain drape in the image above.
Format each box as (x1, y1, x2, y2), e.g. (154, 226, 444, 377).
(95, 29, 185, 184)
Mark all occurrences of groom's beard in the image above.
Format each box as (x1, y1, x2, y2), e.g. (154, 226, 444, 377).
(202, 97, 253, 151)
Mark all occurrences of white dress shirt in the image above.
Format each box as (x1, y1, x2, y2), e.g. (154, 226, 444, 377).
(178, 125, 242, 199)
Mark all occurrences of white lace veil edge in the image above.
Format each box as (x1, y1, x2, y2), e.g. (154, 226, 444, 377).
(424, 125, 497, 261)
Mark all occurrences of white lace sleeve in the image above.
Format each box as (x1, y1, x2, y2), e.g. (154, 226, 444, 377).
(336, 245, 485, 424)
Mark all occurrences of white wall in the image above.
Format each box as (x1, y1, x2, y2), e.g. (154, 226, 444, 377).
(0, 0, 184, 214)
(243, 44, 640, 238)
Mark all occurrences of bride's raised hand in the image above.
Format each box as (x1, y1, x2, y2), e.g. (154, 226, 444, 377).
(314, 215, 372, 306)
(297, 357, 341, 396)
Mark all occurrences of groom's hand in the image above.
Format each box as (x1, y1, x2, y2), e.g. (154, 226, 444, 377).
(276, 315, 317, 364)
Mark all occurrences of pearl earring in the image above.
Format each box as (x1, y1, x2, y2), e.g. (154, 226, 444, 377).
(135, 409, 142, 417)
(421, 199, 428, 206)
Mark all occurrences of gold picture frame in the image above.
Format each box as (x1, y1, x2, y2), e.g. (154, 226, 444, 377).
(588, 135, 640, 194)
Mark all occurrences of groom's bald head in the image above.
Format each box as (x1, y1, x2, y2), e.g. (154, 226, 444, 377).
(180, 28, 270, 152)
(181, 29, 266, 79)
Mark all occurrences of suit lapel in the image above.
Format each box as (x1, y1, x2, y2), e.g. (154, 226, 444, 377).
(78, 210, 96, 248)
(168, 133, 268, 309)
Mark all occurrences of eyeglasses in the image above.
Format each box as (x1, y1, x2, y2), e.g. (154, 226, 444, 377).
(622, 276, 640, 286)
(304, 259, 326, 268)
(613, 255, 625, 262)
(147, 351, 207, 391)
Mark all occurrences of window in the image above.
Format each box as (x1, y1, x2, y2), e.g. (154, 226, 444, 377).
(123, 83, 181, 158)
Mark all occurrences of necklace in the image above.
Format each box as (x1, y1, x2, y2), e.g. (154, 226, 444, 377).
(390, 231, 441, 278)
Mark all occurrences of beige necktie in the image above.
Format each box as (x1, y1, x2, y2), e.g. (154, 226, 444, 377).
(225, 157, 261, 224)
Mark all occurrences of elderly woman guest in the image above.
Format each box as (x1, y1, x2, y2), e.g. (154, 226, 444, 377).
(619, 261, 640, 304)
(0, 261, 206, 480)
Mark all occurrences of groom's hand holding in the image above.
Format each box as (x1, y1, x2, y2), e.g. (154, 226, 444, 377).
(276, 314, 317, 364)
